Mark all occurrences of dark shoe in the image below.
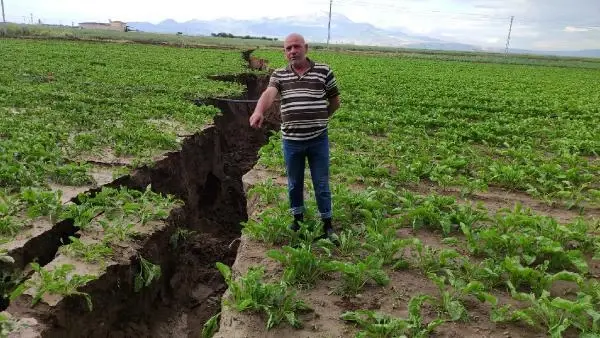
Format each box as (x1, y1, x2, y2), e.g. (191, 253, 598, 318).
(289, 213, 303, 232)
(320, 226, 339, 246)
(320, 217, 339, 245)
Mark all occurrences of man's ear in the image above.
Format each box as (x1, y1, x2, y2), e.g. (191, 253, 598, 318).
(305, 43, 309, 52)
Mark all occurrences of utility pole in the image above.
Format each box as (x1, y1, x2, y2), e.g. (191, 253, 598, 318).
(1, 0, 5, 23)
(30, 13, 33, 24)
(327, 0, 332, 47)
(504, 15, 514, 55)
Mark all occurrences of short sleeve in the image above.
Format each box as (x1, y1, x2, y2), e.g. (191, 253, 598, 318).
(268, 72, 281, 92)
(325, 69, 340, 98)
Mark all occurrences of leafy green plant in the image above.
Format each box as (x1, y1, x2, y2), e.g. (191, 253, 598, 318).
(248, 179, 286, 205)
(267, 236, 335, 287)
(19, 188, 63, 221)
(134, 256, 161, 292)
(399, 194, 457, 235)
(411, 240, 461, 274)
(102, 219, 137, 242)
(405, 294, 446, 338)
(217, 262, 312, 330)
(10, 263, 97, 311)
(331, 255, 389, 296)
(428, 273, 468, 322)
(242, 210, 292, 245)
(62, 185, 178, 231)
(60, 203, 103, 230)
(357, 209, 398, 234)
(0, 312, 16, 337)
(337, 229, 362, 257)
(201, 312, 220, 338)
(362, 228, 412, 265)
(458, 257, 504, 289)
(341, 310, 410, 338)
(0, 215, 23, 238)
(169, 228, 196, 249)
(0, 193, 21, 217)
(502, 257, 583, 296)
(49, 162, 94, 186)
(341, 295, 444, 338)
(495, 281, 600, 337)
(59, 236, 113, 264)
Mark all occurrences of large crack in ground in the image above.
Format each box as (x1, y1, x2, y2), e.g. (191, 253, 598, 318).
(105, 70, 280, 338)
(4, 50, 280, 337)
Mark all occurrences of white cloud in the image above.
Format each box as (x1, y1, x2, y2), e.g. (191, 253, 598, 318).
(564, 26, 590, 32)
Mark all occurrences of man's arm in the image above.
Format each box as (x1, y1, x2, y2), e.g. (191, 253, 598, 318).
(328, 95, 340, 117)
(325, 67, 340, 117)
(249, 86, 278, 128)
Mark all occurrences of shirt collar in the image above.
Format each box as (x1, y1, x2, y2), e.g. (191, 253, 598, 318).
(286, 57, 315, 73)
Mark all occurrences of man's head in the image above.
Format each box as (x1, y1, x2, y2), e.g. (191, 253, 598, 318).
(284, 33, 308, 67)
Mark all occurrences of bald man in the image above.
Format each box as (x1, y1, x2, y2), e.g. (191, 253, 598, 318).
(250, 33, 341, 241)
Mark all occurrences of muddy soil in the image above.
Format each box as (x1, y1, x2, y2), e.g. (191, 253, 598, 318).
(102, 70, 280, 338)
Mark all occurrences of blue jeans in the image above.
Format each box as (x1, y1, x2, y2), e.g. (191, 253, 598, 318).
(282, 131, 332, 219)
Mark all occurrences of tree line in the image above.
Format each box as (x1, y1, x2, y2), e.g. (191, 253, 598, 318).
(210, 32, 278, 41)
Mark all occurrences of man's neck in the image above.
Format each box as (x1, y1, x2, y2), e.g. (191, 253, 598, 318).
(292, 58, 310, 74)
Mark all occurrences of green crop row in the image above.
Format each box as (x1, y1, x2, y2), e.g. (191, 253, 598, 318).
(256, 49, 600, 207)
(0, 38, 248, 243)
(218, 179, 600, 336)
(1, 38, 248, 323)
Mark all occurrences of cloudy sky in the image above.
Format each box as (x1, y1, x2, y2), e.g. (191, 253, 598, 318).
(5, 0, 599, 50)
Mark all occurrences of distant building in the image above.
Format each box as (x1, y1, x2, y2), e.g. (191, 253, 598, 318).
(78, 20, 127, 32)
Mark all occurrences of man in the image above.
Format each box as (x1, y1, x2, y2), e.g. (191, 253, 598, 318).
(249, 33, 341, 240)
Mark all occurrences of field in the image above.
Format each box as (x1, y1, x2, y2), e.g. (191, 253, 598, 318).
(1, 34, 600, 338)
(0, 38, 274, 336)
(218, 49, 600, 336)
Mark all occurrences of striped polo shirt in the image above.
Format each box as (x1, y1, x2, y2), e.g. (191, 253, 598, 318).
(268, 58, 340, 141)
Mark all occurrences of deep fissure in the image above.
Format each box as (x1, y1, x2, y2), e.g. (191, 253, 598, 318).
(3, 51, 280, 337)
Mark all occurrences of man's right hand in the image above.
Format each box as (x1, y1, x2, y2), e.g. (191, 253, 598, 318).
(249, 86, 278, 129)
(249, 111, 264, 128)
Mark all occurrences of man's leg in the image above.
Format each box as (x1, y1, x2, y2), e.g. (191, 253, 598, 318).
(282, 138, 306, 230)
(307, 131, 333, 236)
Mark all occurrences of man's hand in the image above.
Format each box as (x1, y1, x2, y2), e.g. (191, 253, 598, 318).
(328, 95, 341, 117)
(249, 86, 278, 129)
(249, 111, 264, 128)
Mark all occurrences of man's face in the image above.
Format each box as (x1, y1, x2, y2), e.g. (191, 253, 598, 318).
(284, 36, 307, 65)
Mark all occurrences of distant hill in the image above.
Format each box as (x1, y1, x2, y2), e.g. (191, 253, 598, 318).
(128, 14, 599, 58)
(128, 13, 464, 51)
(508, 49, 600, 58)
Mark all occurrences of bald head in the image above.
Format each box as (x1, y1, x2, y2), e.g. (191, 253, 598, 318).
(283, 33, 309, 68)
(284, 33, 306, 45)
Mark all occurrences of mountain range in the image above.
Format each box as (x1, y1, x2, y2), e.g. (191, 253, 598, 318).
(128, 13, 600, 58)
